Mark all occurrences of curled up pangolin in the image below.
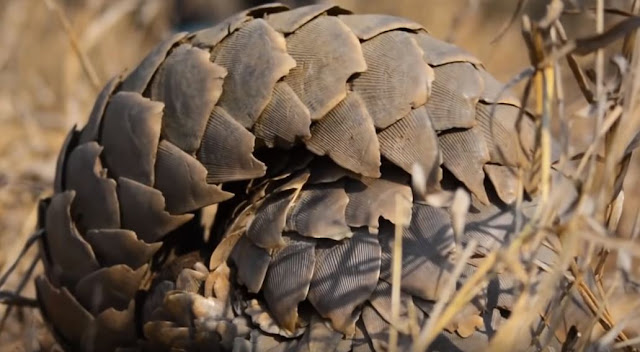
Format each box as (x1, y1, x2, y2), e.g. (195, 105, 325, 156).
(34, 3, 606, 352)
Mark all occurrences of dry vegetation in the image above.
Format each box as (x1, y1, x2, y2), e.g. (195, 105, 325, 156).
(1, 0, 640, 351)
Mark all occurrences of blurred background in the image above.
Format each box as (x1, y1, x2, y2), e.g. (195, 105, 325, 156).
(0, 0, 637, 350)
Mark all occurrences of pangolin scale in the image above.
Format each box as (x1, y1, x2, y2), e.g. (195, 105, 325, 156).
(35, 3, 587, 351)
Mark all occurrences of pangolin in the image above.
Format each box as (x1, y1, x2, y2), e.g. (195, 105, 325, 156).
(34, 3, 593, 352)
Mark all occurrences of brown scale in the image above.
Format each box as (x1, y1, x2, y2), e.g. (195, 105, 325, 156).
(210, 19, 295, 128)
(338, 14, 425, 40)
(191, 3, 289, 49)
(351, 30, 433, 129)
(414, 31, 483, 67)
(150, 44, 226, 154)
(426, 62, 484, 131)
(197, 106, 266, 183)
(116, 177, 193, 243)
(230, 236, 271, 294)
(73, 264, 147, 314)
(307, 229, 381, 334)
(377, 106, 442, 189)
(344, 172, 413, 231)
(44, 191, 99, 288)
(379, 205, 455, 301)
(262, 236, 316, 332)
(84, 229, 161, 269)
(253, 81, 311, 149)
(438, 127, 491, 204)
(284, 182, 352, 241)
(65, 142, 120, 232)
(246, 189, 296, 249)
(79, 76, 120, 144)
(120, 32, 188, 94)
(53, 125, 78, 193)
(283, 15, 366, 120)
(266, 4, 351, 34)
(305, 91, 381, 178)
(100, 91, 163, 186)
(154, 140, 233, 214)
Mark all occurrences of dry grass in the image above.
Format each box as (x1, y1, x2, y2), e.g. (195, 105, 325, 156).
(1, 0, 640, 351)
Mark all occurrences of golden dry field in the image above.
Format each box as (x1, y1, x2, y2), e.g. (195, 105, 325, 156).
(1, 0, 640, 351)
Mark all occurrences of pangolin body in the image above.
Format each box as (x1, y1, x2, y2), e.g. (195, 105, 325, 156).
(35, 4, 578, 352)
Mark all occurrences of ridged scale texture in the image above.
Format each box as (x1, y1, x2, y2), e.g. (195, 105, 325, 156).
(36, 4, 583, 352)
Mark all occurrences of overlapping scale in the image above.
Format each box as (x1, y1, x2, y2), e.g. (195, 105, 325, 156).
(65, 142, 119, 232)
(414, 294, 483, 338)
(116, 177, 193, 243)
(53, 125, 79, 193)
(244, 299, 305, 338)
(414, 31, 483, 67)
(79, 76, 120, 143)
(352, 320, 373, 352)
(476, 102, 527, 167)
(143, 321, 192, 350)
(345, 173, 412, 230)
(477, 69, 520, 106)
(339, 14, 424, 40)
(154, 140, 233, 214)
(361, 304, 413, 352)
(308, 229, 381, 334)
(162, 291, 227, 326)
(426, 62, 483, 131)
(175, 268, 206, 293)
(285, 183, 352, 240)
(196, 106, 267, 183)
(150, 44, 227, 154)
(484, 164, 519, 205)
(352, 31, 433, 129)
(35, 276, 93, 347)
(430, 328, 491, 352)
(262, 236, 316, 331)
(377, 106, 441, 189)
(438, 127, 491, 203)
(230, 236, 271, 293)
(247, 189, 296, 249)
(306, 91, 381, 177)
(464, 201, 517, 256)
(254, 81, 311, 149)
(368, 280, 419, 333)
(211, 19, 295, 128)
(100, 91, 163, 186)
(266, 4, 350, 34)
(120, 32, 187, 93)
(85, 229, 161, 269)
(191, 13, 251, 49)
(142, 280, 174, 323)
(307, 158, 359, 185)
(379, 204, 455, 301)
(191, 3, 289, 48)
(74, 264, 147, 314)
(283, 16, 366, 119)
(91, 303, 137, 352)
(44, 191, 99, 288)
(297, 314, 346, 352)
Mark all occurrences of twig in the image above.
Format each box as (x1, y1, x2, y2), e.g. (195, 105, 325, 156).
(388, 194, 405, 352)
(0, 255, 39, 332)
(0, 231, 42, 290)
(41, 0, 101, 91)
(0, 292, 38, 307)
(413, 240, 480, 351)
